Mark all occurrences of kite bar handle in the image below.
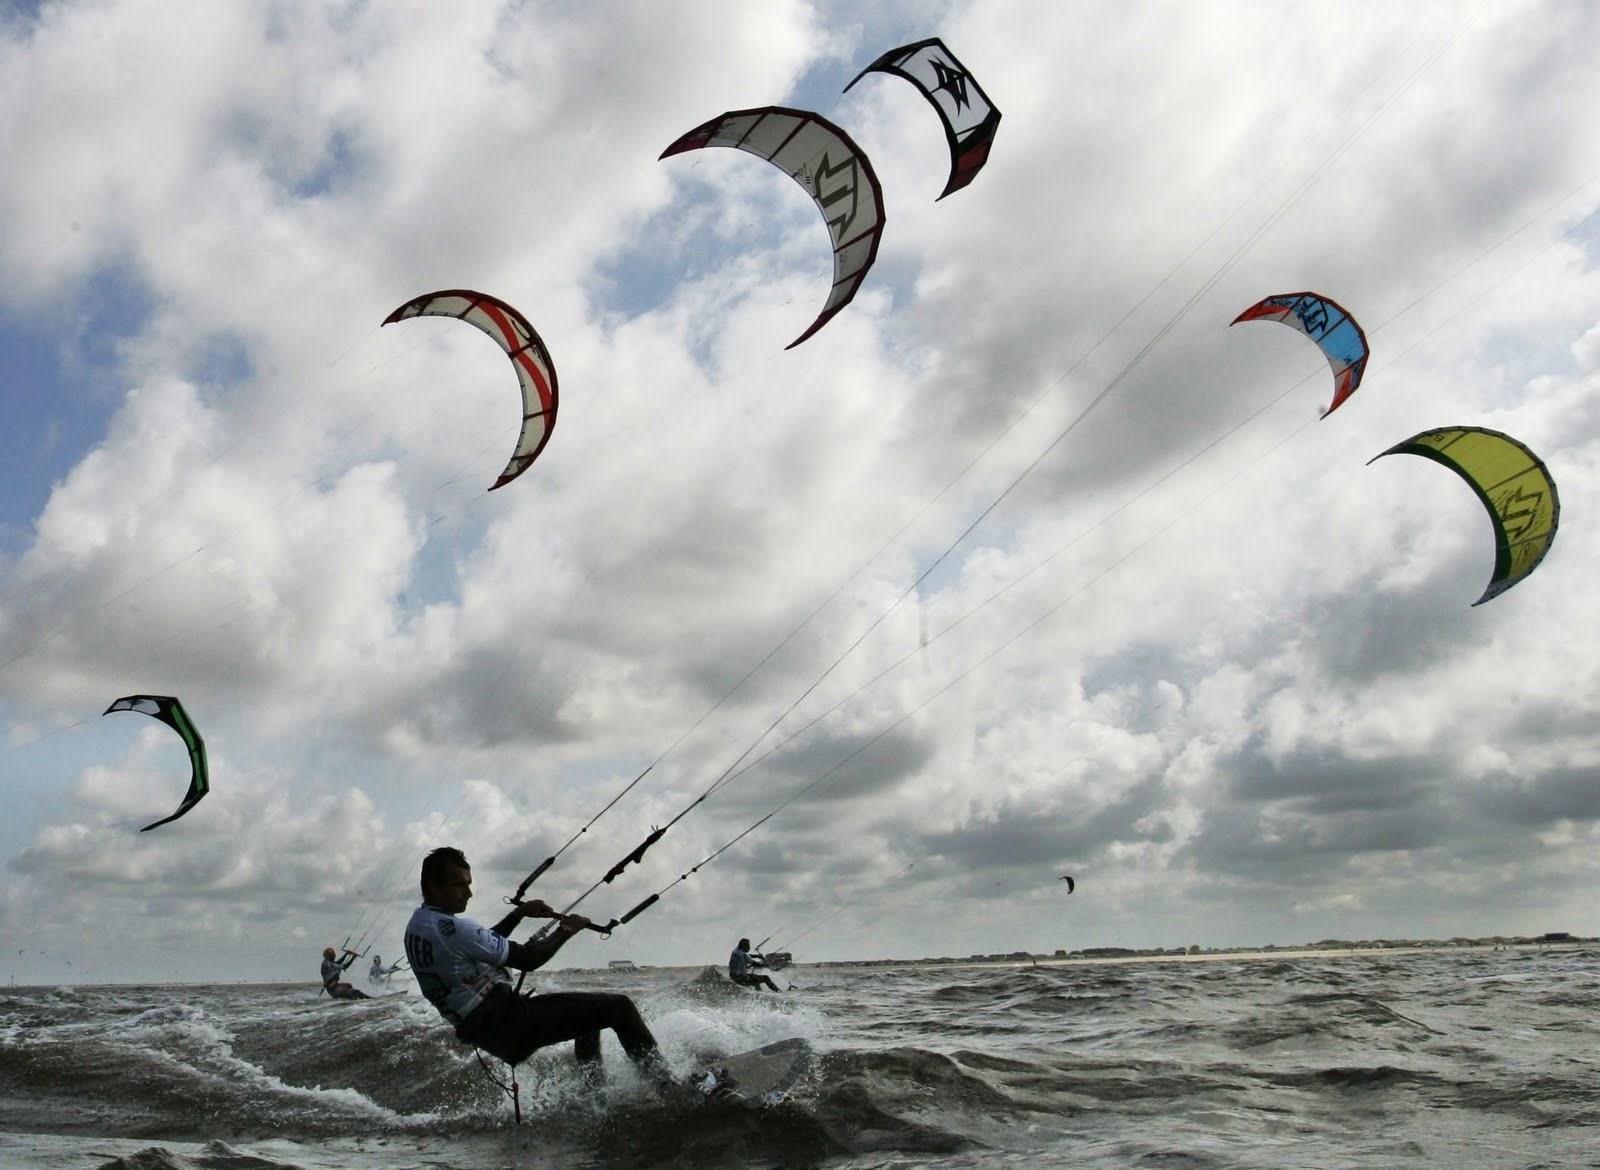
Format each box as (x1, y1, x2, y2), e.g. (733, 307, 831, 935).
(618, 894, 659, 926)
(509, 901, 617, 940)
(510, 856, 556, 902)
(566, 916, 617, 940)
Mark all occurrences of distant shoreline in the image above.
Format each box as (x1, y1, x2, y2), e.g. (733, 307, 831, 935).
(811, 936, 1597, 973)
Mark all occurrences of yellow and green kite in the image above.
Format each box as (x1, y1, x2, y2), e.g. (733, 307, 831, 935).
(1370, 425, 1559, 606)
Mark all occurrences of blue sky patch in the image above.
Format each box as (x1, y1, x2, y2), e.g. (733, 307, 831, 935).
(0, 264, 156, 549)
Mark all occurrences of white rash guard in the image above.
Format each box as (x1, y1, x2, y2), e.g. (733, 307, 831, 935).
(403, 903, 513, 1024)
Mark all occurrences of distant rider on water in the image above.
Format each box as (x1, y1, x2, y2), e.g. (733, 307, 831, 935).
(728, 937, 781, 991)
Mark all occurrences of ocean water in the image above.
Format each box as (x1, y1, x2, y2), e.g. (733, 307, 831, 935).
(1, 946, 1596, 1169)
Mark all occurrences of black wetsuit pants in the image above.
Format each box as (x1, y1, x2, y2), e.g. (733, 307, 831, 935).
(456, 986, 662, 1070)
(731, 971, 780, 991)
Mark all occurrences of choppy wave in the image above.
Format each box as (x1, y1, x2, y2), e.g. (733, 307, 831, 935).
(2, 948, 1597, 1168)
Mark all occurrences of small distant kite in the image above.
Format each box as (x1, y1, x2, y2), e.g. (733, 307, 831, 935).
(660, 106, 885, 348)
(103, 695, 209, 831)
(1060, 875, 1076, 894)
(382, 290, 559, 491)
(1369, 426, 1559, 606)
(844, 37, 1001, 199)
(1232, 292, 1370, 417)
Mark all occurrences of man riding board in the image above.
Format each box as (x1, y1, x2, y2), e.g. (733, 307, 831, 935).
(320, 946, 370, 1000)
(404, 846, 672, 1090)
(728, 937, 781, 991)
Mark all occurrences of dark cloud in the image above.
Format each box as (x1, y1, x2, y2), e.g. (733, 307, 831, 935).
(717, 837, 829, 903)
(1307, 575, 1480, 686)
(1465, 762, 1600, 828)
(1501, 701, 1600, 745)
(1181, 740, 1467, 881)
(356, 645, 580, 750)
(711, 725, 935, 813)
(1178, 802, 1442, 884)
(919, 775, 1171, 872)
(1221, 743, 1444, 815)
(478, 830, 564, 878)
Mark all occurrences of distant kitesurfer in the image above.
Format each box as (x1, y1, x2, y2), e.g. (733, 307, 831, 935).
(404, 846, 672, 1091)
(321, 946, 370, 1000)
(368, 954, 405, 985)
(728, 938, 780, 991)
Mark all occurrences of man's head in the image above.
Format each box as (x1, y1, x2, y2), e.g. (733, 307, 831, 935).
(738, 937, 751, 951)
(421, 846, 473, 913)
(323, 946, 336, 960)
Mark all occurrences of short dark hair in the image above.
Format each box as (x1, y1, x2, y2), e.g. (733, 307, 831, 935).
(738, 937, 750, 950)
(421, 846, 469, 897)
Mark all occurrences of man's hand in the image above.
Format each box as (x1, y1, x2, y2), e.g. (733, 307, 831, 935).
(512, 899, 593, 933)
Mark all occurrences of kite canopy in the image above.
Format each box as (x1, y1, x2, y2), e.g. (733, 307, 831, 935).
(381, 290, 559, 491)
(660, 106, 885, 348)
(103, 695, 209, 832)
(844, 36, 1001, 199)
(1060, 874, 1075, 894)
(1232, 292, 1370, 417)
(1369, 426, 1560, 606)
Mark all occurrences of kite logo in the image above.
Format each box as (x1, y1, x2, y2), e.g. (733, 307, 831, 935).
(807, 152, 862, 240)
(930, 58, 971, 111)
(1291, 296, 1332, 338)
(1498, 485, 1545, 540)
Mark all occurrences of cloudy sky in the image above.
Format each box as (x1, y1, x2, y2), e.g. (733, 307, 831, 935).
(2, 0, 1598, 985)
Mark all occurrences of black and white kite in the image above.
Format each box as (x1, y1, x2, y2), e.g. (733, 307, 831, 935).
(845, 37, 1001, 199)
(661, 106, 885, 348)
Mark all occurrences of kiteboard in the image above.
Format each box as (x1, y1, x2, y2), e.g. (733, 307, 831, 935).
(691, 1037, 813, 1109)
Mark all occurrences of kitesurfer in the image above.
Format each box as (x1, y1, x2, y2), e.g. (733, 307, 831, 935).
(728, 938, 781, 991)
(404, 847, 672, 1090)
(321, 946, 370, 1000)
(368, 954, 404, 985)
